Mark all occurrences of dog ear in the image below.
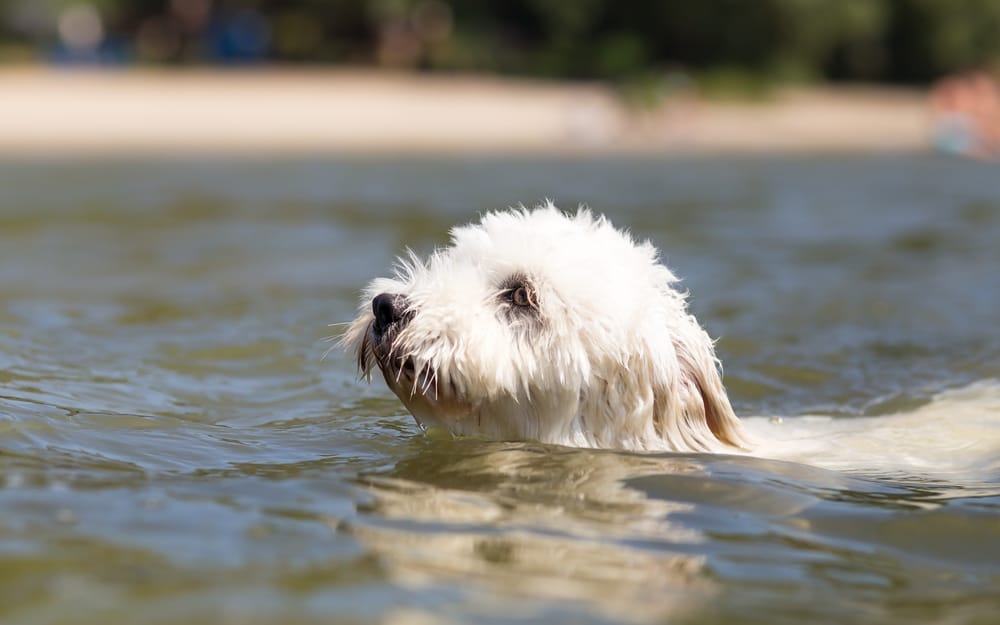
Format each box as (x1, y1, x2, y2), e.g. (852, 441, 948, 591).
(650, 321, 750, 452)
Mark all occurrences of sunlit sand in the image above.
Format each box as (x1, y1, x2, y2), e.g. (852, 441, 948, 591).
(0, 68, 930, 156)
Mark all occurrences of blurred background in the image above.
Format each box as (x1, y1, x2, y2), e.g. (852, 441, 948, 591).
(3, 0, 1000, 82)
(2, 0, 1000, 156)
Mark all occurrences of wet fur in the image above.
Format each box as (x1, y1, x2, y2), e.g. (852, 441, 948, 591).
(343, 204, 749, 453)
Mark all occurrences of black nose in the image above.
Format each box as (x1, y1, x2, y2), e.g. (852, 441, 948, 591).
(372, 293, 409, 336)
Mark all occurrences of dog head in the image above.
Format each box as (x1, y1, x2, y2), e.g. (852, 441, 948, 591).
(342, 204, 748, 452)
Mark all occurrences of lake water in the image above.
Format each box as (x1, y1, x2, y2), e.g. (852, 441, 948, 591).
(1, 155, 998, 625)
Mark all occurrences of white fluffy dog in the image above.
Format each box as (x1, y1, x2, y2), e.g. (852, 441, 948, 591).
(344, 204, 750, 453)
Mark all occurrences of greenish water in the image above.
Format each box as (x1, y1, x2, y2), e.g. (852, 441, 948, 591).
(1, 156, 999, 625)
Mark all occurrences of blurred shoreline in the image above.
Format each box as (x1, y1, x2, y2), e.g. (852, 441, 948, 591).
(0, 68, 931, 156)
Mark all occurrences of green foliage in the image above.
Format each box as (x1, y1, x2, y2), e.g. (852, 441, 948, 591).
(2, 0, 999, 84)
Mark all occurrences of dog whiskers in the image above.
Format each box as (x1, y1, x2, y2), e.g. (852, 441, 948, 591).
(420, 366, 437, 399)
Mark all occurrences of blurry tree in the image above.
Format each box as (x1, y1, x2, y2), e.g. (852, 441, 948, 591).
(887, 0, 1000, 82)
(1, 0, 999, 84)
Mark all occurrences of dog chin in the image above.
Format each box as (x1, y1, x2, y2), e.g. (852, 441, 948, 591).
(372, 348, 473, 432)
(381, 371, 474, 432)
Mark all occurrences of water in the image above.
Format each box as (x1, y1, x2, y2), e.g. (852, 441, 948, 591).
(1, 155, 998, 625)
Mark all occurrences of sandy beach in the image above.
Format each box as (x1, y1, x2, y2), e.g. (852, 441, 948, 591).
(0, 68, 931, 156)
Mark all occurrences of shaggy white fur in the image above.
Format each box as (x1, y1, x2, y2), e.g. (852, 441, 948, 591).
(343, 203, 749, 453)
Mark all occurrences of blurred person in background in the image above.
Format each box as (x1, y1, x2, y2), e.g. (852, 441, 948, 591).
(930, 70, 1000, 159)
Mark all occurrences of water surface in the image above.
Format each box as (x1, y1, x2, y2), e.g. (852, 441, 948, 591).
(1, 155, 999, 624)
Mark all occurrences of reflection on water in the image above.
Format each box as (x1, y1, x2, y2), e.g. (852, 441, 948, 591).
(0, 155, 999, 624)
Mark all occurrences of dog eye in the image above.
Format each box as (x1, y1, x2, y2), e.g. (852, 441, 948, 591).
(498, 274, 538, 312)
(511, 286, 531, 307)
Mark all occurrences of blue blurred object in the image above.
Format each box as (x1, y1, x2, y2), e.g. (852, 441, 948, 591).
(931, 113, 977, 156)
(208, 9, 271, 63)
(48, 36, 129, 66)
